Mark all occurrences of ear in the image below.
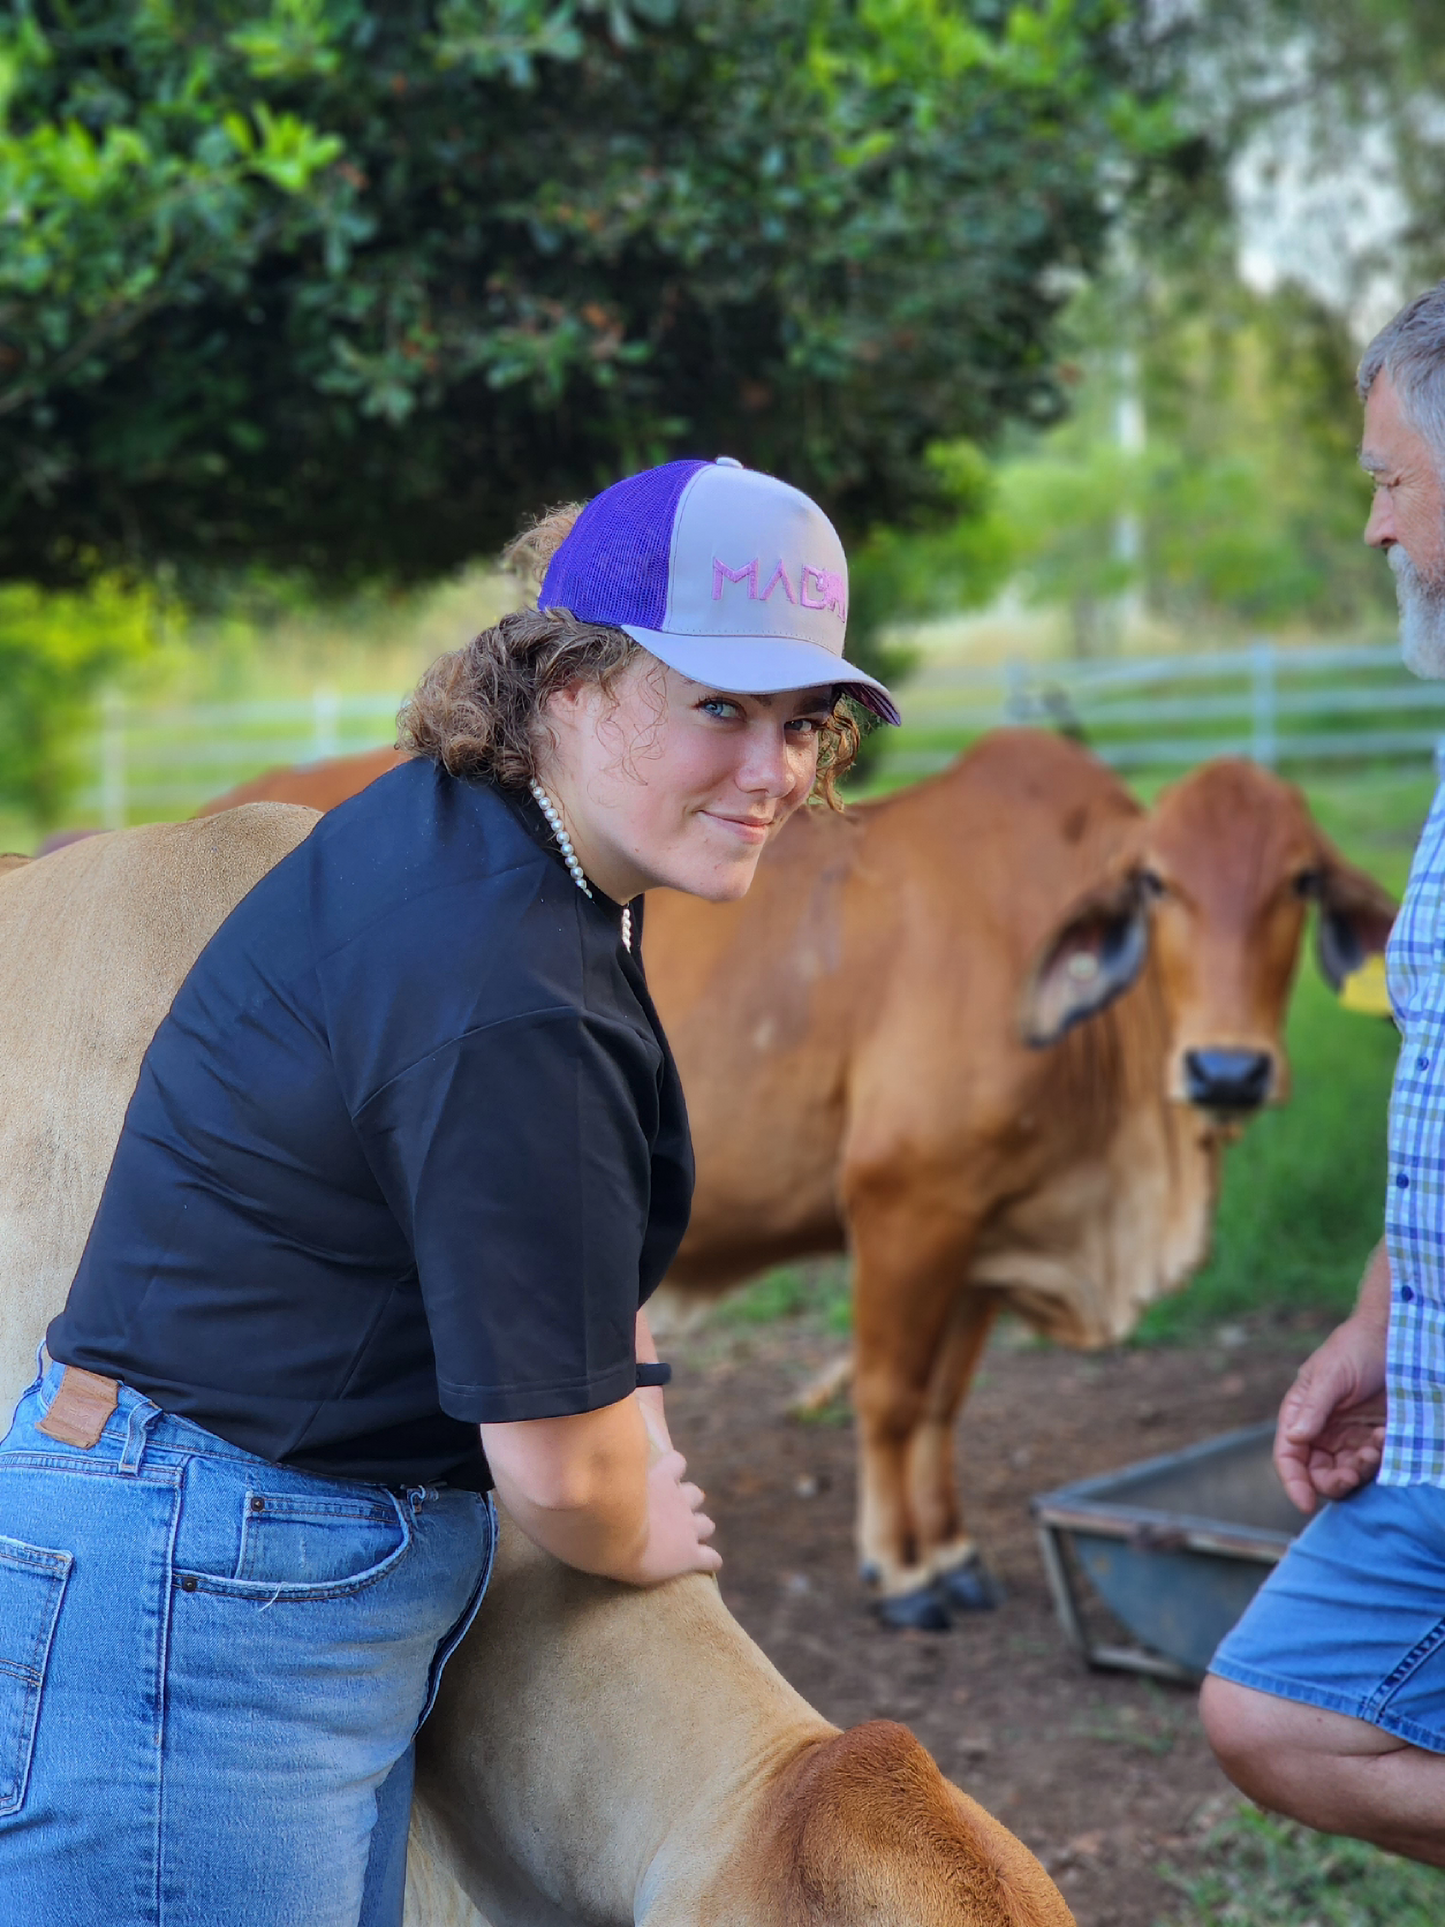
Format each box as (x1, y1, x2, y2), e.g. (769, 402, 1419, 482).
(1311, 836, 1397, 993)
(1020, 871, 1151, 1048)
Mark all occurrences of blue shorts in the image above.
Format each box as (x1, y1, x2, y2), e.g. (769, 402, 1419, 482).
(1209, 1478, 1445, 1753)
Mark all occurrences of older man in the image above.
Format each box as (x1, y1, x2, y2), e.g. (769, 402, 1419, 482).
(1201, 280, 1445, 1864)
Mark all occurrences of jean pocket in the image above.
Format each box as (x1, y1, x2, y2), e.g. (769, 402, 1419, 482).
(233, 1489, 406, 1589)
(0, 1535, 71, 1818)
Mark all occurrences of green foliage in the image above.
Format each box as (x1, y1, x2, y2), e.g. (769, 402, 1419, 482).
(0, 0, 1185, 648)
(1164, 1803, 1445, 1926)
(1189, 1, 1445, 297)
(847, 438, 1015, 681)
(992, 278, 1393, 645)
(0, 577, 159, 825)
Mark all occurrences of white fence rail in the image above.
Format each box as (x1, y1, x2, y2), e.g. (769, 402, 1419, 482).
(884, 639, 1445, 779)
(79, 689, 405, 827)
(74, 642, 1444, 826)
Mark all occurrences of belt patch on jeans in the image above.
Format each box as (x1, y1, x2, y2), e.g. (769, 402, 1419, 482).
(37, 1367, 118, 1449)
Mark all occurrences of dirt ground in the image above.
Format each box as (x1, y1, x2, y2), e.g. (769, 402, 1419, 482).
(664, 1311, 1327, 1927)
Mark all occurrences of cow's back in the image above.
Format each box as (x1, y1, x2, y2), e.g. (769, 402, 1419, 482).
(0, 805, 317, 1418)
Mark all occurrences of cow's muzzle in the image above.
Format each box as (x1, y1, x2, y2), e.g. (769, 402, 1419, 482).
(1183, 1047, 1274, 1112)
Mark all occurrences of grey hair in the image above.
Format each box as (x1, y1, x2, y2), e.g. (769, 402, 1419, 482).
(1358, 280, 1445, 461)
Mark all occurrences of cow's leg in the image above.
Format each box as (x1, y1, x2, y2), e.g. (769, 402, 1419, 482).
(850, 1201, 978, 1630)
(906, 1287, 1002, 1612)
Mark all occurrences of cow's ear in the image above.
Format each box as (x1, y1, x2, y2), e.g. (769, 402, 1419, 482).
(1308, 837, 1397, 993)
(1020, 871, 1150, 1048)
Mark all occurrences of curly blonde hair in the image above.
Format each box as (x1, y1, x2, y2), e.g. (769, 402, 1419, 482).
(398, 506, 863, 806)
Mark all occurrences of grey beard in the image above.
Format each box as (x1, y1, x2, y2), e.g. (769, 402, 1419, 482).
(1392, 545, 1445, 680)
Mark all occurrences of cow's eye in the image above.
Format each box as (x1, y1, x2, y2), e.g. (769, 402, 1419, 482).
(1293, 868, 1324, 900)
(1139, 868, 1167, 901)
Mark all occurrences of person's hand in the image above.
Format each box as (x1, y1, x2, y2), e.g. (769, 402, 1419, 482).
(1275, 1313, 1388, 1514)
(631, 1447, 721, 1584)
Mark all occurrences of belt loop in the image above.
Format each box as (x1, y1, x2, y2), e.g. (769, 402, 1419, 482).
(117, 1397, 162, 1476)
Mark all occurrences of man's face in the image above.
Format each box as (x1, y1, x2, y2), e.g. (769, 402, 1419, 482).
(1362, 370, 1445, 678)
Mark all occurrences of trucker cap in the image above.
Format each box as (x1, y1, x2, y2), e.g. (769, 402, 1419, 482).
(537, 457, 901, 725)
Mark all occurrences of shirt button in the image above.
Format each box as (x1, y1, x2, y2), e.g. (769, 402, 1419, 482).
(1420, 1056, 1432, 1072)
(1402, 1286, 1416, 1303)
(1397, 1173, 1411, 1189)
(179, 1575, 198, 1593)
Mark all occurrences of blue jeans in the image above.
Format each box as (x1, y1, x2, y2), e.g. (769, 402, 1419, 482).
(0, 1362, 495, 1926)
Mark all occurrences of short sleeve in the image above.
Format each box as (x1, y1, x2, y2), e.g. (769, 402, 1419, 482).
(353, 1004, 661, 1423)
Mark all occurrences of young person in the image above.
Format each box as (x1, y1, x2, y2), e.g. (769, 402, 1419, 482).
(0, 458, 898, 1924)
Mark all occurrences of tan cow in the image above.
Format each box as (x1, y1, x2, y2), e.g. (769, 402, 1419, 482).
(644, 731, 1396, 1624)
(0, 819, 1073, 1927)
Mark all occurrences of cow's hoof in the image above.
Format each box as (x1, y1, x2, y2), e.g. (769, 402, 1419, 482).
(936, 1554, 1003, 1612)
(875, 1586, 952, 1632)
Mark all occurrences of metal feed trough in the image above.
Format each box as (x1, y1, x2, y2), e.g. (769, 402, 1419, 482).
(1032, 1423, 1299, 1683)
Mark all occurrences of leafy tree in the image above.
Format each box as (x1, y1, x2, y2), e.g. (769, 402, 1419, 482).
(986, 276, 1392, 647)
(1, 0, 1186, 615)
(0, 577, 159, 825)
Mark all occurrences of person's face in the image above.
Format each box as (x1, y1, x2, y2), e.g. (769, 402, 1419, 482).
(1362, 369, 1445, 677)
(537, 654, 834, 904)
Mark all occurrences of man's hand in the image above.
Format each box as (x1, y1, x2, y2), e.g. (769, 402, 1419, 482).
(1274, 1244, 1391, 1513)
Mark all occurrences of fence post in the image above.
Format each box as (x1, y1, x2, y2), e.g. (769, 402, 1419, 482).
(1004, 658, 1028, 725)
(1250, 638, 1277, 768)
(100, 689, 126, 830)
(312, 686, 340, 763)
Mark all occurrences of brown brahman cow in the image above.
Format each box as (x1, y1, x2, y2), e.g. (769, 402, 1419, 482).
(186, 732, 1397, 1629)
(0, 817, 1073, 1927)
(646, 731, 1396, 1624)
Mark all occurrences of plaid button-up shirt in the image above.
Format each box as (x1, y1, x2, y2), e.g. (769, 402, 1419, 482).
(1383, 778, 1445, 1486)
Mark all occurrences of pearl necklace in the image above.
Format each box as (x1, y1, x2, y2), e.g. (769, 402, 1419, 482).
(529, 779, 632, 952)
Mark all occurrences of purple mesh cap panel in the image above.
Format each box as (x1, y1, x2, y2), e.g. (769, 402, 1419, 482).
(538, 460, 709, 631)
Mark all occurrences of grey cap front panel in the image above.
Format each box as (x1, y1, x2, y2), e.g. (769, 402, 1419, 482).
(619, 624, 901, 723)
(662, 465, 850, 655)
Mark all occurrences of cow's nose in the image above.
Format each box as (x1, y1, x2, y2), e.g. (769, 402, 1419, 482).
(1184, 1048, 1274, 1112)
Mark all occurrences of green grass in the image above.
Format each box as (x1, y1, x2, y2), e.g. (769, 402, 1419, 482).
(707, 1260, 852, 1335)
(1163, 1805, 1445, 1925)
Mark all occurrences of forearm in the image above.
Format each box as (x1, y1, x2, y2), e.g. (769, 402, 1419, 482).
(482, 1399, 650, 1580)
(1355, 1239, 1393, 1335)
(479, 1323, 717, 1587)
(634, 1305, 671, 1455)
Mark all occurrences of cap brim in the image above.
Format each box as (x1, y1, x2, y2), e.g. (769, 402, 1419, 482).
(619, 625, 901, 726)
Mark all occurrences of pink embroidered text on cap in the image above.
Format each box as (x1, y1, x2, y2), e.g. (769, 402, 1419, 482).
(711, 558, 847, 622)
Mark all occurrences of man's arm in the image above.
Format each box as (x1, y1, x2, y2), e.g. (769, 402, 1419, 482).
(1274, 1240, 1391, 1513)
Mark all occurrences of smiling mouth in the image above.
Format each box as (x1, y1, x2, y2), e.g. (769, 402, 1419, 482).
(702, 812, 774, 843)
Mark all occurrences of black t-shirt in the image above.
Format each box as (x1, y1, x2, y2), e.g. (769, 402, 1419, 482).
(48, 762, 694, 1489)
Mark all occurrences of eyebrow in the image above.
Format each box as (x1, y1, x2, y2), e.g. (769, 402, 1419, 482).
(1359, 448, 1391, 477)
